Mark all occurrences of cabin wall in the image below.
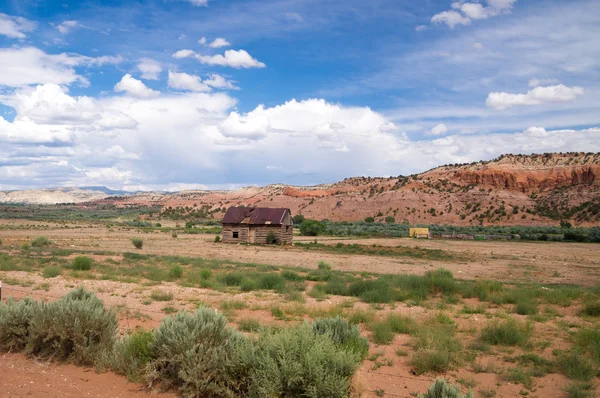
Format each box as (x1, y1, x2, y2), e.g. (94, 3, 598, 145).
(222, 224, 249, 243)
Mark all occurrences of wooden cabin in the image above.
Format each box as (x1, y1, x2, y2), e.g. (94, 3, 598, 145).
(221, 207, 293, 244)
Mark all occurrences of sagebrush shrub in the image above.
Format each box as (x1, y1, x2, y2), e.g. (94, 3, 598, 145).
(312, 317, 369, 360)
(418, 379, 474, 398)
(480, 318, 532, 346)
(146, 308, 245, 397)
(245, 323, 360, 398)
(0, 298, 40, 352)
(100, 329, 154, 382)
(31, 236, 52, 247)
(27, 288, 117, 365)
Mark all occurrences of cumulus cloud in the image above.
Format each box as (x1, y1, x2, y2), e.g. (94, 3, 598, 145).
(428, 123, 449, 136)
(56, 20, 80, 34)
(137, 58, 162, 80)
(0, 47, 121, 88)
(114, 74, 160, 98)
(0, 13, 36, 38)
(183, 0, 209, 6)
(172, 49, 265, 68)
(528, 78, 559, 87)
(432, 0, 517, 28)
(204, 74, 237, 89)
(168, 70, 211, 92)
(486, 84, 584, 110)
(199, 37, 231, 48)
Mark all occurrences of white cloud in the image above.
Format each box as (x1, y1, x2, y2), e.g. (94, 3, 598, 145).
(219, 107, 270, 140)
(195, 49, 266, 68)
(137, 58, 162, 80)
(0, 13, 36, 38)
(486, 84, 585, 110)
(0, 47, 121, 88)
(208, 37, 231, 48)
(429, 123, 449, 136)
(431, 10, 471, 28)
(172, 49, 195, 59)
(114, 74, 160, 98)
(432, 0, 517, 28)
(183, 0, 209, 6)
(415, 25, 428, 32)
(528, 78, 560, 87)
(56, 20, 80, 34)
(204, 74, 237, 89)
(285, 12, 304, 23)
(168, 70, 211, 92)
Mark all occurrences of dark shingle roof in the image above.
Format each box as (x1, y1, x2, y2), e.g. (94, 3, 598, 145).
(222, 207, 290, 225)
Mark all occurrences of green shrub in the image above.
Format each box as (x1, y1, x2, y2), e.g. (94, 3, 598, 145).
(245, 323, 360, 398)
(145, 308, 246, 397)
(0, 298, 40, 352)
(266, 231, 278, 244)
(42, 266, 62, 278)
(150, 290, 173, 302)
(558, 353, 596, 381)
(101, 329, 154, 381)
(581, 301, 600, 317)
(386, 314, 417, 334)
(219, 271, 244, 286)
(299, 220, 325, 236)
(418, 378, 474, 398)
(238, 318, 261, 333)
(214, 235, 221, 243)
(168, 264, 183, 280)
(72, 256, 93, 271)
(515, 300, 539, 315)
(171, 232, 178, 238)
(480, 318, 532, 346)
(318, 260, 332, 271)
(575, 328, 600, 364)
(371, 322, 395, 345)
(257, 273, 285, 291)
(312, 317, 369, 359)
(31, 236, 52, 247)
(563, 381, 596, 398)
(411, 350, 453, 375)
(131, 238, 144, 249)
(240, 278, 258, 292)
(27, 288, 117, 365)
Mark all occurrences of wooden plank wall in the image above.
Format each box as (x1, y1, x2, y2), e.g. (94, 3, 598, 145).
(222, 225, 249, 243)
(222, 224, 293, 244)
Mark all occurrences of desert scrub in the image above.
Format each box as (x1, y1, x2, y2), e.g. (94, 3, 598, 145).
(72, 256, 93, 271)
(238, 318, 261, 333)
(558, 352, 596, 381)
(100, 329, 154, 382)
(418, 378, 474, 398)
(31, 235, 52, 247)
(575, 328, 600, 364)
(27, 288, 117, 365)
(480, 318, 532, 346)
(580, 300, 600, 317)
(131, 237, 144, 249)
(312, 317, 369, 360)
(246, 323, 362, 398)
(0, 298, 40, 352)
(145, 307, 247, 397)
(168, 264, 183, 280)
(42, 266, 62, 278)
(150, 290, 173, 302)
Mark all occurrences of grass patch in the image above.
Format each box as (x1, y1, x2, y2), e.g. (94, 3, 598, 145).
(72, 256, 93, 271)
(150, 291, 173, 302)
(31, 236, 52, 247)
(558, 352, 597, 381)
(238, 318, 261, 332)
(563, 381, 596, 398)
(480, 318, 532, 346)
(42, 266, 62, 278)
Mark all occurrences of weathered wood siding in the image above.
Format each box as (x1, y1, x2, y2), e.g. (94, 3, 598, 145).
(222, 224, 250, 243)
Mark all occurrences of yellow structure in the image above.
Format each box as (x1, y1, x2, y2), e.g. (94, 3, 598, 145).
(409, 228, 430, 238)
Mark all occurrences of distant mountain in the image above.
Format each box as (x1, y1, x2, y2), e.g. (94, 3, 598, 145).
(79, 186, 133, 196)
(3, 153, 600, 226)
(0, 187, 109, 205)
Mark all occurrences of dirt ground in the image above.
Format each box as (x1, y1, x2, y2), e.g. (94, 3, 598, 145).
(1, 219, 600, 397)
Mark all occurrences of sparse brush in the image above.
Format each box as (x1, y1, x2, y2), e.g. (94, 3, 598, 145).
(312, 317, 369, 360)
(31, 236, 52, 247)
(150, 290, 173, 302)
(558, 352, 596, 381)
(563, 381, 596, 398)
(480, 318, 532, 346)
(318, 260, 332, 271)
(418, 378, 474, 398)
(575, 328, 600, 364)
(42, 266, 62, 278)
(238, 318, 261, 333)
(581, 301, 600, 317)
(168, 264, 183, 280)
(131, 237, 144, 249)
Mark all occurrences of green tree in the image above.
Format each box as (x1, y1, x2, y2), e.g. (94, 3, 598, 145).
(293, 214, 305, 225)
(385, 216, 395, 224)
(364, 217, 375, 223)
(299, 220, 325, 236)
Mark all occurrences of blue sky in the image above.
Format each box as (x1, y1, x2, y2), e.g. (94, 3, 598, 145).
(0, 0, 599, 190)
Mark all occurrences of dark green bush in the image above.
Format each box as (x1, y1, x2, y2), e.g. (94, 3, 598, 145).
(131, 237, 144, 249)
(72, 256, 93, 271)
(558, 352, 596, 381)
(257, 273, 285, 291)
(418, 378, 474, 398)
(102, 329, 154, 381)
(480, 318, 532, 346)
(0, 298, 40, 352)
(299, 220, 325, 236)
(575, 328, 600, 364)
(266, 231, 278, 244)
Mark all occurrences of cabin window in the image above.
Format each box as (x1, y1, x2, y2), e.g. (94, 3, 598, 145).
(233, 231, 239, 239)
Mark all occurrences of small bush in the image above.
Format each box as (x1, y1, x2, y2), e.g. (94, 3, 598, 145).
(312, 317, 369, 359)
(480, 318, 532, 346)
(171, 232, 178, 238)
(299, 220, 325, 236)
(0, 298, 40, 352)
(318, 260, 332, 271)
(581, 301, 600, 317)
(257, 273, 285, 291)
(101, 329, 154, 381)
(72, 256, 93, 271)
(150, 290, 173, 302)
(214, 235, 221, 243)
(42, 266, 62, 278)
(575, 328, 600, 364)
(31, 236, 52, 247)
(386, 314, 417, 334)
(411, 350, 453, 375)
(558, 352, 596, 381)
(418, 378, 474, 398)
(168, 264, 183, 280)
(145, 308, 246, 396)
(27, 288, 117, 365)
(371, 322, 395, 345)
(219, 271, 244, 286)
(246, 323, 361, 397)
(515, 300, 539, 315)
(563, 381, 596, 398)
(131, 238, 144, 249)
(266, 231, 278, 244)
(238, 318, 261, 333)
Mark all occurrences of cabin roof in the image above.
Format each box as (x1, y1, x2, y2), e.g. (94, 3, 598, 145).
(222, 207, 290, 225)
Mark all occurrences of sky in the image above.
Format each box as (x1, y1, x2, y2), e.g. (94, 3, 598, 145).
(0, 0, 599, 191)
